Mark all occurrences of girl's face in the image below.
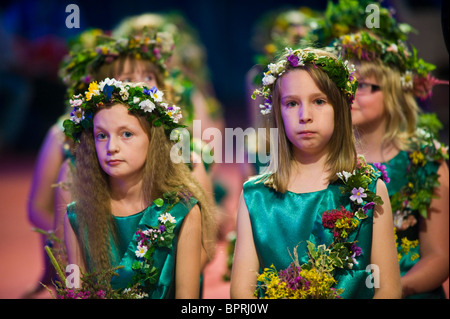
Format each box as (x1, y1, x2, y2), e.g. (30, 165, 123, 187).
(116, 57, 158, 87)
(351, 74, 385, 128)
(94, 104, 149, 180)
(279, 69, 335, 159)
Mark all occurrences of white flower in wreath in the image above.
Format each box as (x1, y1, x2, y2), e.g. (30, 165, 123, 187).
(70, 108, 85, 124)
(119, 87, 129, 101)
(99, 77, 122, 91)
(401, 71, 414, 90)
(268, 61, 286, 75)
(262, 74, 276, 86)
(139, 99, 156, 113)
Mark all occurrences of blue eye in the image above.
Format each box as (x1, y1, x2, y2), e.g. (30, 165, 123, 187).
(96, 132, 107, 140)
(285, 101, 297, 107)
(314, 99, 326, 106)
(122, 131, 133, 138)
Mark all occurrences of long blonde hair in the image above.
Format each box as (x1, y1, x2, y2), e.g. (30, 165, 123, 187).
(262, 49, 357, 193)
(71, 103, 216, 272)
(353, 59, 419, 151)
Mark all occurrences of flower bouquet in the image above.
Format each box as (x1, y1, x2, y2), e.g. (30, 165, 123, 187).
(35, 229, 143, 299)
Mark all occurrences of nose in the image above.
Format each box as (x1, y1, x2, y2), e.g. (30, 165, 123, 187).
(107, 136, 119, 154)
(299, 104, 312, 124)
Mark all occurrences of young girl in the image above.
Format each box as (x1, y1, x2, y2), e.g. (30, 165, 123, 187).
(230, 47, 401, 299)
(53, 29, 214, 262)
(63, 78, 215, 298)
(333, 31, 449, 298)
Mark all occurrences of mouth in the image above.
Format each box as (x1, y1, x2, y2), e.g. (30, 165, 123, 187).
(106, 159, 123, 166)
(298, 130, 315, 137)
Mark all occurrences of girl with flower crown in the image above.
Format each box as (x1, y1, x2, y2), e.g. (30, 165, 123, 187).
(230, 47, 401, 299)
(62, 78, 216, 298)
(26, 28, 214, 298)
(332, 30, 449, 299)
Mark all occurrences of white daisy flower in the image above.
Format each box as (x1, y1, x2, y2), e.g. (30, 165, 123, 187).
(135, 244, 147, 258)
(158, 213, 176, 224)
(401, 71, 414, 89)
(70, 108, 85, 124)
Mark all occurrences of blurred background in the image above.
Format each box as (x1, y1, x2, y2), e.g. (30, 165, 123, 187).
(0, 0, 448, 299)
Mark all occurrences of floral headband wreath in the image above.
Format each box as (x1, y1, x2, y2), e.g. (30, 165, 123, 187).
(59, 28, 174, 97)
(252, 47, 358, 115)
(332, 31, 448, 100)
(63, 78, 183, 142)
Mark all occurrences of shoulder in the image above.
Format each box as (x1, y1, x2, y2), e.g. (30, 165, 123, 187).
(243, 173, 272, 192)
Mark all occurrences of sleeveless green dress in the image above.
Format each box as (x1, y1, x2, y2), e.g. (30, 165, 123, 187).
(67, 195, 198, 299)
(243, 175, 378, 299)
(375, 150, 445, 299)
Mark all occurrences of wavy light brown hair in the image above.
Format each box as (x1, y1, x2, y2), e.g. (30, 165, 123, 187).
(71, 103, 216, 272)
(261, 49, 357, 193)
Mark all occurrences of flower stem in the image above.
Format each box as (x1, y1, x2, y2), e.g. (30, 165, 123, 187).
(45, 245, 67, 285)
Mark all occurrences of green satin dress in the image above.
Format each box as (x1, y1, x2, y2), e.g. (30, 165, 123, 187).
(243, 176, 377, 299)
(67, 195, 198, 299)
(375, 150, 445, 299)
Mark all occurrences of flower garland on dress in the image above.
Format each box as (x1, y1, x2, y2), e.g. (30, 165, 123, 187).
(252, 47, 358, 115)
(391, 124, 448, 227)
(128, 190, 191, 296)
(63, 78, 184, 142)
(255, 155, 385, 299)
(332, 31, 448, 100)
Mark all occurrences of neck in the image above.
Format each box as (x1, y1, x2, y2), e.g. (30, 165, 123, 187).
(109, 174, 146, 215)
(288, 148, 330, 192)
(354, 122, 400, 163)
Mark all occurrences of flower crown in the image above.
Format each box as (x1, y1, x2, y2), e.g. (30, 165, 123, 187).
(63, 78, 184, 142)
(252, 47, 358, 115)
(305, 0, 414, 47)
(59, 29, 174, 97)
(332, 31, 448, 99)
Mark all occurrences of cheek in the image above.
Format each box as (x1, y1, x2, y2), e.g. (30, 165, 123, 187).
(281, 111, 296, 141)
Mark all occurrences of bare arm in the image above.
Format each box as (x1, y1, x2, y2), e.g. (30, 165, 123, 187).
(371, 179, 402, 298)
(175, 204, 202, 298)
(53, 159, 73, 244)
(27, 124, 65, 230)
(401, 161, 449, 297)
(230, 191, 259, 299)
(64, 212, 86, 272)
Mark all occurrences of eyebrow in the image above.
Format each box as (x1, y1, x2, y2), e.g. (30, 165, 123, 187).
(280, 92, 327, 102)
(94, 124, 137, 132)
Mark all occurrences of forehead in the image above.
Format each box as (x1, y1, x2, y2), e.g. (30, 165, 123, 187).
(93, 103, 143, 130)
(279, 69, 323, 95)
